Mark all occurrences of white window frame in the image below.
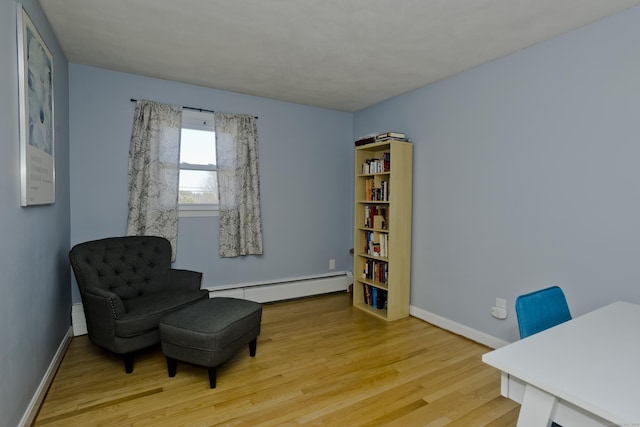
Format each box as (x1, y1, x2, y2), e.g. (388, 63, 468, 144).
(179, 110, 219, 217)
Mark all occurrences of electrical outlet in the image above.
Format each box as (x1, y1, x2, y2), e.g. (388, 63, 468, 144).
(492, 297, 508, 319)
(329, 259, 335, 270)
(491, 306, 508, 319)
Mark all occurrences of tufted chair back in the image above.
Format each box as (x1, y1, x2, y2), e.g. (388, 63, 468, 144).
(70, 236, 172, 300)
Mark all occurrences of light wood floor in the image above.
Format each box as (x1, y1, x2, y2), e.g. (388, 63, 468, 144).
(34, 292, 519, 426)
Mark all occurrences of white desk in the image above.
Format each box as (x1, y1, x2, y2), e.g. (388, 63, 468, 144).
(482, 301, 640, 427)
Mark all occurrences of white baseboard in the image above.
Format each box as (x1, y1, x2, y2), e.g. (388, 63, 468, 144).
(19, 326, 73, 427)
(410, 305, 510, 349)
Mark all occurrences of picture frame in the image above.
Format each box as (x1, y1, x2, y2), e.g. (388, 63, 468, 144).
(17, 4, 55, 206)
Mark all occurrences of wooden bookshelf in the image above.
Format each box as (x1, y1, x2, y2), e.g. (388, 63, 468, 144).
(353, 139, 412, 321)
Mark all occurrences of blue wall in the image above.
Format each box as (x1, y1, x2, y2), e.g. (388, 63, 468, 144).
(0, 1, 70, 425)
(354, 5, 640, 342)
(69, 65, 353, 303)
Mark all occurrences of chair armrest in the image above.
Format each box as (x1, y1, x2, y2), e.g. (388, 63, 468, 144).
(84, 287, 127, 317)
(79, 287, 128, 352)
(164, 269, 203, 291)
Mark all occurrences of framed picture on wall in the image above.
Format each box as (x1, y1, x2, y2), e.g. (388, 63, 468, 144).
(17, 4, 55, 206)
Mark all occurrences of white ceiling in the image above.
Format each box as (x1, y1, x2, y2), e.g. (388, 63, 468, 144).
(39, 0, 640, 112)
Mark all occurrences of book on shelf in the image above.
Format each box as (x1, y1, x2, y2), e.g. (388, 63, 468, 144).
(365, 230, 380, 256)
(362, 284, 388, 310)
(364, 230, 388, 257)
(365, 178, 373, 201)
(376, 288, 387, 310)
(363, 284, 372, 305)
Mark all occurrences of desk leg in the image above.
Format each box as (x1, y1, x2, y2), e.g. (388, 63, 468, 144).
(516, 384, 556, 427)
(500, 372, 509, 397)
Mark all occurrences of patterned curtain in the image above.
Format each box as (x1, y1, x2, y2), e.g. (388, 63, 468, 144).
(214, 112, 263, 257)
(126, 100, 183, 260)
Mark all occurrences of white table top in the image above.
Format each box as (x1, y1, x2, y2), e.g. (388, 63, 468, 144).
(482, 301, 640, 426)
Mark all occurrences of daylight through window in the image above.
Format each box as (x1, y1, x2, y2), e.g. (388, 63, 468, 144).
(179, 110, 218, 215)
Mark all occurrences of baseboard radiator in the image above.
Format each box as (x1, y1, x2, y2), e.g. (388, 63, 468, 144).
(72, 272, 351, 336)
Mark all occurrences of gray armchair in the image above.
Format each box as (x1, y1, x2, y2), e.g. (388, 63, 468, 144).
(69, 236, 209, 373)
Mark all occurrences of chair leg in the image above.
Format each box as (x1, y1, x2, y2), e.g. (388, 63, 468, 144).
(124, 353, 134, 374)
(208, 367, 217, 389)
(249, 338, 257, 357)
(166, 357, 177, 377)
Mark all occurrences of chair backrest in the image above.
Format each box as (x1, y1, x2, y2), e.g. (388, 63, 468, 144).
(515, 286, 572, 339)
(70, 236, 172, 300)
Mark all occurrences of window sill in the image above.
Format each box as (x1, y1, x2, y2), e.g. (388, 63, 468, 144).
(179, 205, 219, 218)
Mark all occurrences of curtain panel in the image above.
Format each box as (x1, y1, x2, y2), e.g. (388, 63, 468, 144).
(126, 100, 183, 260)
(214, 112, 263, 257)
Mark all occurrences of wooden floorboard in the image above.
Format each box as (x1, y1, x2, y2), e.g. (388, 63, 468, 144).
(33, 292, 519, 426)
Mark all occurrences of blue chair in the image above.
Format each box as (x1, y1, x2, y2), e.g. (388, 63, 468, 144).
(515, 286, 572, 339)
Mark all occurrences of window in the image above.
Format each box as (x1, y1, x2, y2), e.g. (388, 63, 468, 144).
(179, 110, 218, 217)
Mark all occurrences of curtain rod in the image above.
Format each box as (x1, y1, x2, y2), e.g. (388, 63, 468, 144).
(130, 98, 257, 118)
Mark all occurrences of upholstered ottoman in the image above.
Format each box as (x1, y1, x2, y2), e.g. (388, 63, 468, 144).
(159, 297, 262, 388)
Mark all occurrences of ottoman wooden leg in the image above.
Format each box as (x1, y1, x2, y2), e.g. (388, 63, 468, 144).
(208, 367, 217, 389)
(249, 338, 257, 357)
(166, 357, 177, 377)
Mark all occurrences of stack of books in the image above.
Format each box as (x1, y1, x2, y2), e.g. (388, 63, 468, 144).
(375, 132, 409, 142)
(355, 131, 410, 146)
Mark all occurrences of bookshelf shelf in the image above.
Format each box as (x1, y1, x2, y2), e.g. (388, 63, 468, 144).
(358, 227, 389, 233)
(358, 277, 389, 291)
(357, 172, 391, 177)
(353, 303, 388, 320)
(356, 252, 389, 262)
(353, 139, 412, 321)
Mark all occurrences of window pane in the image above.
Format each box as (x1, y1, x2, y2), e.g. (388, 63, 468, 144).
(180, 129, 216, 165)
(179, 170, 218, 204)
